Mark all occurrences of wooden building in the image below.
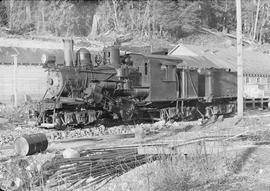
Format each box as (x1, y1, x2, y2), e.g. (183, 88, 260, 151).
(169, 44, 270, 99)
(0, 46, 63, 105)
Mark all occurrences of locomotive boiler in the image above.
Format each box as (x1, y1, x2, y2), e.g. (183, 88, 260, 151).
(37, 39, 237, 129)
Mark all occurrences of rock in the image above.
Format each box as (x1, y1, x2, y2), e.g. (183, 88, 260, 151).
(134, 126, 145, 139)
(224, 39, 233, 47)
(11, 177, 23, 191)
(0, 117, 8, 124)
(217, 115, 224, 121)
(153, 120, 166, 128)
(15, 126, 22, 131)
(166, 121, 173, 126)
(63, 148, 80, 158)
(198, 118, 203, 125)
(173, 121, 179, 126)
(86, 176, 95, 183)
(27, 121, 36, 126)
(18, 159, 29, 169)
(36, 164, 42, 172)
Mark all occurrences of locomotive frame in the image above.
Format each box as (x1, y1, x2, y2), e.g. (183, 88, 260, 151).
(36, 39, 237, 129)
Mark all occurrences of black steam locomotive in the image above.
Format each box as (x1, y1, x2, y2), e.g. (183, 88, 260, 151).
(37, 39, 237, 129)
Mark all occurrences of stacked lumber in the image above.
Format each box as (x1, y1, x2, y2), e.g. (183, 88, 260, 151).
(44, 147, 160, 190)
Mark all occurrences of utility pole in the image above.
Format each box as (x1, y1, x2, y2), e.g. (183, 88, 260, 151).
(12, 55, 18, 107)
(236, 0, 243, 117)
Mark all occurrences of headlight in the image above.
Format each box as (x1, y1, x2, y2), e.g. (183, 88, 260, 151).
(41, 54, 56, 66)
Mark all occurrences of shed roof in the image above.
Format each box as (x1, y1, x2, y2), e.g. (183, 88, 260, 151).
(169, 44, 270, 75)
(147, 54, 183, 64)
(0, 46, 64, 65)
(128, 52, 183, 66)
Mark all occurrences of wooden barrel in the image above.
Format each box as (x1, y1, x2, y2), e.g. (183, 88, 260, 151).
(14, 133, 48, 156)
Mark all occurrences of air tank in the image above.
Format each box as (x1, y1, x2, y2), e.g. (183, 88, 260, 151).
(76, 48, 92, 69)
(63, 39, 74, 67)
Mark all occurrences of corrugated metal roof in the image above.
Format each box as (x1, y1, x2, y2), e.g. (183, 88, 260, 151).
(129, 53, 183, 66)
(176, 55, 219, 69)
(168, 44, 222, 69)
(147, 54, 183, 64)
(0, 46, 64, 65)
(169, 44, 270, 75)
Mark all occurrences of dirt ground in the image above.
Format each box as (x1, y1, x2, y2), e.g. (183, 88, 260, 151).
(1, 110, 270, 190)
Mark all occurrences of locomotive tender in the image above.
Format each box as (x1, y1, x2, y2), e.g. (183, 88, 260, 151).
(38, 39, 237, 129)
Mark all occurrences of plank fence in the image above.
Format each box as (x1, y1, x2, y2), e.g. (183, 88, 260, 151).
(244, 98, 270, 110)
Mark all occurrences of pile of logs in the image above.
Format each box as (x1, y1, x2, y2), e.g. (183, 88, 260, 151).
(44, 147, 160, 190)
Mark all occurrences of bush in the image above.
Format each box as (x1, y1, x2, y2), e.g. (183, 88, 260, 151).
(95, 0, 201, 40)
(152, 154, 219, 191)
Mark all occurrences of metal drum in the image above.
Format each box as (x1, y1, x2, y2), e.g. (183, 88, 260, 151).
(14, 133, 48, 156)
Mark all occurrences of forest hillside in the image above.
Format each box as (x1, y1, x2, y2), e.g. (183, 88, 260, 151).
(0, 0, 269, 49)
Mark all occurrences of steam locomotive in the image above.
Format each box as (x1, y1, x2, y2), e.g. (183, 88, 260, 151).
(37, 39, 237, 129)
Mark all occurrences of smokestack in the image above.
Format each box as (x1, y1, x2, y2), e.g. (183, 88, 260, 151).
(63, 39, 74, 67)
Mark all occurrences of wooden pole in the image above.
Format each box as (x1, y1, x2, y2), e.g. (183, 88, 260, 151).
(253, 0, 261, 42)
(12, 55, 18, 107)
(236, 0, 243, 117)
(9, 0, 14, 29)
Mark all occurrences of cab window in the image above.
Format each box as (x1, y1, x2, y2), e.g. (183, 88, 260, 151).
(161, 64, 176, 81)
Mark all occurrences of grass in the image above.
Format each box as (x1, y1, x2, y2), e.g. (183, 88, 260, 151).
(151, 151, 228, 191)
(98, 136, 268, 191)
